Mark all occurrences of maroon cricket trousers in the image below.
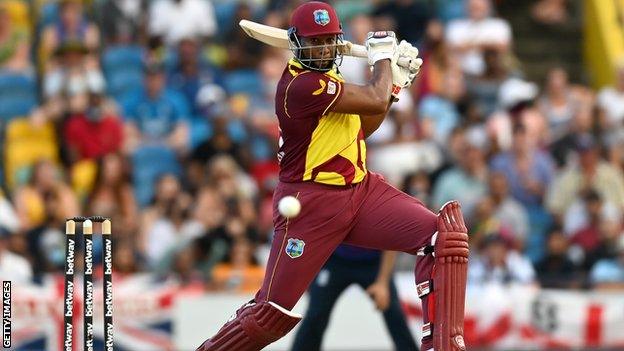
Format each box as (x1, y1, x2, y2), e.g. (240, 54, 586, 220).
(255, 171, 437, 349)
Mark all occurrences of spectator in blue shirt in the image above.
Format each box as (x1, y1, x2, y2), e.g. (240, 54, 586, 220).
(418, 72, 464, 144)
(122, 62, 190, 153)
(167, 37, 222, 118)
(590, 236, 624, 290)
(490, 123, 556, 208)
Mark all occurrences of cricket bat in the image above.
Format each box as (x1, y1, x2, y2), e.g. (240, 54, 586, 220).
(239, 19, 411, 68)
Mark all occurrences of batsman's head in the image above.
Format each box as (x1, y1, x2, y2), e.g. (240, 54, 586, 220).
(288, 1, 343, 72)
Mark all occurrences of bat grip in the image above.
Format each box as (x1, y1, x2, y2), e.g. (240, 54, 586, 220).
(349, 44, 412, 69)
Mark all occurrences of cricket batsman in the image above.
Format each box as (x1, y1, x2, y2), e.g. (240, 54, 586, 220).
(196, 2, 469, 350)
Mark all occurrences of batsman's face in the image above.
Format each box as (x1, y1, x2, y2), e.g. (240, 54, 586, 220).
(300, 34, 338, 69)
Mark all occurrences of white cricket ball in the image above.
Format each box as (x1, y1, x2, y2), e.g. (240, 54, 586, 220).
(278, 196, 301, 218)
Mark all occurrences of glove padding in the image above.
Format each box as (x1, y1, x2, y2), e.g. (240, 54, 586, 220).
(390, 40, 423, 100)
(366, 31, 397, 66)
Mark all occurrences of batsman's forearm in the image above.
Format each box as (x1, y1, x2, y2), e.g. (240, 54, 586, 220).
(376, 250, 397, 284)
(361, 98, 393, 138)
(369, 60, 393, 106)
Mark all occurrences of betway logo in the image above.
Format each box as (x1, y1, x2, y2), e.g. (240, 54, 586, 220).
(105, 281, 113, 317)
(64, 282, 74, 317)
(104, 239, 112, 275)
(65, 239, 75, 275)
(85, 281, 94, 317)
(64, 323, 73, 351)
(85, 239, 93, 274)
(105, 322, 114, 350)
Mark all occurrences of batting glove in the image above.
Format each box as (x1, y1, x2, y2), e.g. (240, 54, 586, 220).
(390, 40, 423, 100)
(366, 31, 397, 66)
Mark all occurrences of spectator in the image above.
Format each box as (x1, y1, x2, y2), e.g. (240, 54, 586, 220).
(577, 206, 624, 273)
(372, 0, 432, 46)
(471, 195, 515, 249)
(466, 48, 513, 118)
(63, 93, 124, 162)
(446, 0, 512, 76)
(590, 235, 624, 290)
(113, 238, 142, 274)
(339, 14, 371, 85)
(488, 77, 548, 151)
(211, 239, 264, 293)
(0, 190, 19, 234)
(171, 243, 205, 286)
(142, 175, 201, 270)
(549, 103, 596, 168)
(40, 0, 99, 71)
(564, 189, 621, 249)
(468, 234, 537, 286)
(402, 171, 432, 207)
(415, 19, 457, 98)
(190, 186, 230, 281)
(3, 108, 60, 191)
(43, 41, 106, 118)
(122, 62, 190, 153)
(0, 228, 33, 284)
(148, 0, 217, 48)
(531, 0, 570, 25)
(597, 61, 624, 131)
(488, 172, 530, 247)
(536, 226, 583, 289)
(207, 154, 258, 203)
(86, 153, 138, 238)
(222, 2, 264, 70)
(546, 133, 624, 217)
(168, 37, 222, 119)
(490, 124, 556, 208)
(432, 127, 489, 218)
(419, 71, 464, 144)
(605, 129, 624, 172)
(538, 67, 589, 141)
(97, 0, 148, 45)
(13, 160, 79, 232)
(0, 3, 30, 72)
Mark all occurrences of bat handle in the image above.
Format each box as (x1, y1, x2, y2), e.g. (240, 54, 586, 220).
(347, 44, 413, 69)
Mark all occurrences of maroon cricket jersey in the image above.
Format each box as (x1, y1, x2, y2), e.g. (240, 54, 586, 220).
(275, 59, 368, 186)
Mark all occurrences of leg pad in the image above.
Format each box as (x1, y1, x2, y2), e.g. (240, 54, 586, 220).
(418, 201, 469, 351)
(196, 300, 302, 351)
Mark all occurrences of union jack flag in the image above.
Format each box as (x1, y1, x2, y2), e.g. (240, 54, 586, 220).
(11, 274, 177, 351)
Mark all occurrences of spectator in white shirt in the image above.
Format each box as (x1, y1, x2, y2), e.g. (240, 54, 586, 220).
(597, 61, 624, 130)
(469, 234, 536, 286)
(0, 228, 33, 285)
(148, 0, 217, 47)
(446, 0, 512, 75)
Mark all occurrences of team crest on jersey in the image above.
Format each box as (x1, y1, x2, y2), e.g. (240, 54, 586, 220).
(453, 335, 466, 350)
(285, 238, 305, 258)
(327, 81, 336, 95)
(313, 9, 330, 26)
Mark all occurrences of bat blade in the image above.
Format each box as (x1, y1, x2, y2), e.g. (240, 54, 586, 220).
(239, 19, 291, 49)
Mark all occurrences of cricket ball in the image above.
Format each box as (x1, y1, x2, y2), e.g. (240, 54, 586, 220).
(278, 196, 301, 218)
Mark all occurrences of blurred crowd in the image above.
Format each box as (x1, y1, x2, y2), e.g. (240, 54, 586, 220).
(0, 0, 623, 293)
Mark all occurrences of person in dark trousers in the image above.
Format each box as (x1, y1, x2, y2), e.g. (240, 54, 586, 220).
(291, 245, 419, 351)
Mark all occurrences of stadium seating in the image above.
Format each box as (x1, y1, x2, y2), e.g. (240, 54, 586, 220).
(131, 144, 182, 207)
(3, 117, 59, 190)
(222, 69, 262, 96)
(0, 73, 37, 124)
(102, 45, 145, 101)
